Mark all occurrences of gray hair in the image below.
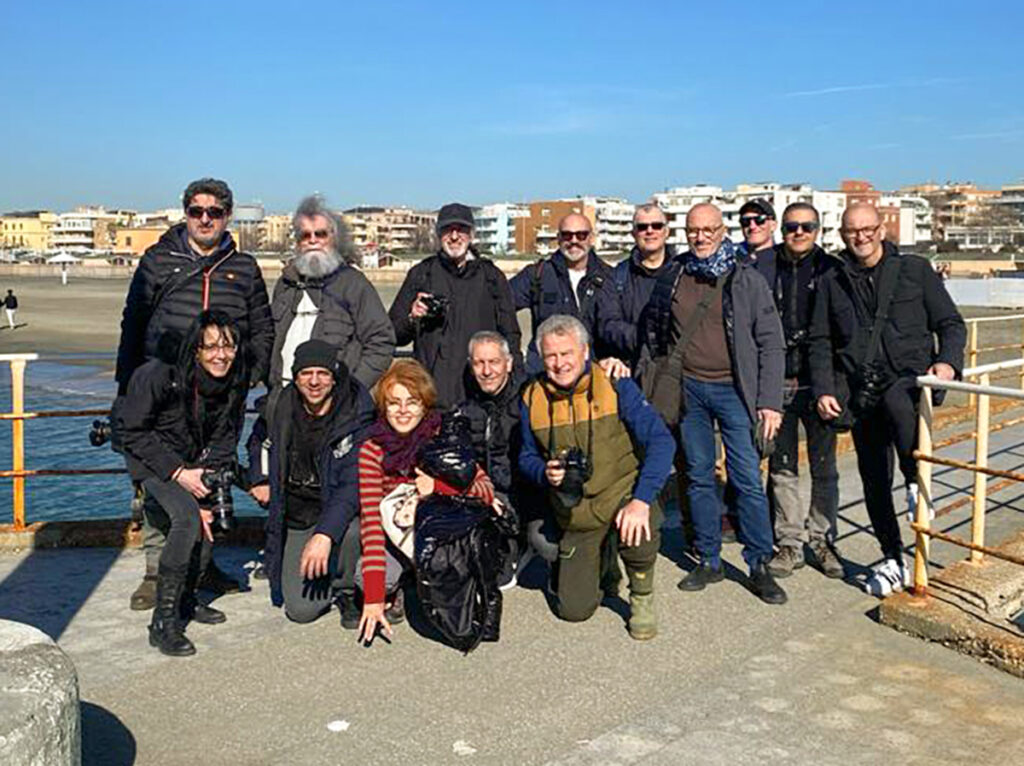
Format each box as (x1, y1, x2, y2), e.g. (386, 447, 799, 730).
(633, 202, 667, 223)
(536, 314, 589, 350)
(467, 330, 512, 360)
(291, 195, 359, 265)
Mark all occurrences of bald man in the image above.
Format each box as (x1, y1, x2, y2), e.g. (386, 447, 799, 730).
(639, 203, 787, 604)
(808, 202, 965, 597)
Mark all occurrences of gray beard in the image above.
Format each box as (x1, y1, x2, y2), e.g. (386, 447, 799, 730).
(293, 247, 343, 279)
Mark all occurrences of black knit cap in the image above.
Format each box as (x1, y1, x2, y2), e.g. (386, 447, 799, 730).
(292, 339, 339, 379)
(436, 203, 475, 234)
(738, 198, 776, 219)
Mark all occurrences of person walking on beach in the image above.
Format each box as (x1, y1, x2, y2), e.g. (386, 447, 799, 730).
(4, 289, 18, 329)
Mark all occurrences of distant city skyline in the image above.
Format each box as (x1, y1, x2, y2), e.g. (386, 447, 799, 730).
(2, 2, 1022, 212)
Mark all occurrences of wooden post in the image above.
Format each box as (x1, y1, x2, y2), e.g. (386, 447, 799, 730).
(913, 385, 934, 596)
(971, 373, 991, 563)
(10, 358, 26, 530)
(968, 321, 979, 408)
(1020, 319, 1024, 390)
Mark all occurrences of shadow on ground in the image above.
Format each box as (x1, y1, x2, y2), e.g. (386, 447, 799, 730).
(82, 701, 137, 766)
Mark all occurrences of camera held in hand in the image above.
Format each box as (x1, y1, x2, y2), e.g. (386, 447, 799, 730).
(851, 361, 890, 415)
(420, 293, 450, 322)
(201, 467, 237, 536)
(89, 419, 113, 447)
(553, 447, 592, 509)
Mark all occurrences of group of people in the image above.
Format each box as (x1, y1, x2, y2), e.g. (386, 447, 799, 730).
(112, 176, 965, 656)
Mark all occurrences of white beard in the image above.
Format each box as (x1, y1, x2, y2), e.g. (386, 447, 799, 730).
(294, 247, 343, 279)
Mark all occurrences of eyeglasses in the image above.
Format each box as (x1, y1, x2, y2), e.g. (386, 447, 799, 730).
(685, 225, 724, 239)
(299, 228, 331, 242)
(782, 221, 820, 235)
(199, 342, 237, 355)
(740, 215, 770, 229)
(386, 398, 423, 413)
(840, 223, 881, 239)
(441, 224, 472, 237)
(634, 222, 666, 233)
(558, 230, 591, 242)
(186, 205, 227, 220)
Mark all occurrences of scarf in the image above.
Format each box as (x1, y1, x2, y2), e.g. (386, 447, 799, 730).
(368, 409, 443, 476)
(682, 238, 737, 279)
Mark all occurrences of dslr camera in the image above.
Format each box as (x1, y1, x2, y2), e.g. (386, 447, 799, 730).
(420, 293, 450, 322)
(201, 466, 238, 536)
(89, 419, 113, 447)
(784, 329, 808, 379)
(553, 447, 592, 509)
(851, 361, 890, 415)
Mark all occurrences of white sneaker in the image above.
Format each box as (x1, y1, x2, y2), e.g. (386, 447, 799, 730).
(863, 557, 910, 597)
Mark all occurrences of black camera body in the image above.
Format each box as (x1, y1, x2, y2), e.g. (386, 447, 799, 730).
(421, 294, 450, 322)
(89, 419, 113, 447)
(553, 447, 592, 509)
(201, 467, 237, 536)
(784, 329, 808, 379)
(851, 361, 890, 415)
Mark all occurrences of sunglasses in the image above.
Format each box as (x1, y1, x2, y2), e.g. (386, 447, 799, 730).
(559, 230, 591, 242)
(186, 205, 227, 220)
(740, 215, 770, 229)
(441, 224, 472, 236)
(634, 222, 666, 232)
(299, 229, 331, 242)
(782, 221, 820, 234)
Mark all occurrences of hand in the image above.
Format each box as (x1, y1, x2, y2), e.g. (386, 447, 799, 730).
(249, 484, 270, 506)
(615, 499, 651, 547)
(357, 602, 393, 644)
(545, 459, 565, 487)
(817, 395, 842, 420)
(299, 532, 333, 580)
(198, 508, 214, 543)
(410, 292, 431, 319)
(928, 362, 955, 381)
(757, 409, 782, 442)
(175, 467, 209, 499)
(492, 497, 506, 517)
(414, 468, 435, 497)
(597, 357, 631, 380)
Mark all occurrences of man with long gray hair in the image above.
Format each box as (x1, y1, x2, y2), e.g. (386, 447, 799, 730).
(269, 195, 395, 389)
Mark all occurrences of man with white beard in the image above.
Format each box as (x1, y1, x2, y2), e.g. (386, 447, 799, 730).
(269, 196, 395, 389)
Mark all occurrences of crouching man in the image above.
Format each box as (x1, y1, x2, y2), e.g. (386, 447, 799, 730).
(248, 339, 374, 624)
(518, 315, 674, 639)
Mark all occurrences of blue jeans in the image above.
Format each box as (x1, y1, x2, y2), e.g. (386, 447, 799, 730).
(681, 377, 774, 571)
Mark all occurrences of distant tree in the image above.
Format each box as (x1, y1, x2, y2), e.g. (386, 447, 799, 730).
(408, 223, 436, 254)
(936, 240, 960, 253)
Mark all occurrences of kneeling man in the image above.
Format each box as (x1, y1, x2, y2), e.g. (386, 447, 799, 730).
(518, 315, 674, 639)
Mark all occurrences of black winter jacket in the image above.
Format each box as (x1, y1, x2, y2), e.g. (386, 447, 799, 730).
(389, 252, 522, 407)
(608, 245, 677, 365)
(115, 224, 274, 393)
(808, 242, 966, 400)
(452, 372, 525, 496)
(510, 250, 625, 373)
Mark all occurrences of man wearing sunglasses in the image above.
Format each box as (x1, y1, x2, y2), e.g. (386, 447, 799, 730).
(809, 203, 965, 597)
(763, 203, 844, 580)
(390, 202, 521, 407)
(737, 198, 777, 271)
(510, 212, 625, 374)
(115, 177, 275, 609)
(268, 195, 394, 390)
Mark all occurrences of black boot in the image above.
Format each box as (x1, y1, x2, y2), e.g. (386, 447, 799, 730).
(181, 548, 226, 625)
(149, 567, 196, 657)
(197, 559, 242, 595)
(339, 589, 360, 631)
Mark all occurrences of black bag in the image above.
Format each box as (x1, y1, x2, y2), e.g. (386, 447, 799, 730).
(417, 415, 478, 491)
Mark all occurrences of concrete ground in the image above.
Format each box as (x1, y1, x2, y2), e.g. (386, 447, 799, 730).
(1, 423, 1023, 765)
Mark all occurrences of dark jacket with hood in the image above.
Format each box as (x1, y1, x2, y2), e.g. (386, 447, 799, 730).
(609, 244, 677, 365)
(808, 241, 966, 400)
(452, 370, 525, 497)
(389, 251, 522, 407)
(639, 248, 786, 422)
(270, 260, 396, 388)
(510, 250, 625, 374)
(246, 371, 375, 606)
(115, 223, 274, 393)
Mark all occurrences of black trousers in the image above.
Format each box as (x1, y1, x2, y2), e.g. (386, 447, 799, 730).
(850, 377, 919, 560)
(142, 477, 211, 577)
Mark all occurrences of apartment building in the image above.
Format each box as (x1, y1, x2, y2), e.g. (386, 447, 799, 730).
(473, 202, 529, 255)
(52, 206, 133, 252)
(0, 211, 58, 251)
(342, 206, 437, 253)
(512, 199, 596, 256)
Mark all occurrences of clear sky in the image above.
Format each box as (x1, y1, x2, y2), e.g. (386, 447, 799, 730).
(2, 1, 1022, 213)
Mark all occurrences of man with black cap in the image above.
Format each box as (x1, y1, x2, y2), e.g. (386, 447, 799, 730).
(737, 198, 778, 279)
(389, 203, 522, 406)
(247, 339, 375, 625)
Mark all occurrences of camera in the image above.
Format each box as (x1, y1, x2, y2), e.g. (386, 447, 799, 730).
(784, 329, 807, 379)
(420, 293, 450, 322)
(89, 419, 113, 447)
(851, 361, 890, 415)
(201, 467, 237, 536)
(553, 447, 592, 509)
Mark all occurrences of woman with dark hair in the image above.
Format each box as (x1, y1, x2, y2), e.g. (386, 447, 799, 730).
(119, 309, 249, 656)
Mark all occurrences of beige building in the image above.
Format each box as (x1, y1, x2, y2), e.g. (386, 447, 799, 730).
(343, 207, 437, 253)
(1, 211, 58, 251)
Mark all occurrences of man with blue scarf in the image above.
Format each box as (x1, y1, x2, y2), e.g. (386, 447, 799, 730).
(639, 203, 787, 604)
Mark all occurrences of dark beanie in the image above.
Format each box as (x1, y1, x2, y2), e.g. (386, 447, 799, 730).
(292, 339, 338, 379)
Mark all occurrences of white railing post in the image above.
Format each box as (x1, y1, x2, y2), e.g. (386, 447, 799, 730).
(971, 373, 991, 563)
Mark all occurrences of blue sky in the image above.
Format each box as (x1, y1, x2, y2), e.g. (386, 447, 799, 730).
(2, 1, 1022, 212)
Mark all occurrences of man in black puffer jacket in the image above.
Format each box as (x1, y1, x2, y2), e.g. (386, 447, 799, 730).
(116, 178, 274, 609)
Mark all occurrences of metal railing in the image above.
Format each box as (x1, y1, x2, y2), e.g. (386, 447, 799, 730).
(963, 313, 1024, 405)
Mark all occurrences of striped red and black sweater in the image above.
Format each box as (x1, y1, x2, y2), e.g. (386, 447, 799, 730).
(357, 439, 495, 604)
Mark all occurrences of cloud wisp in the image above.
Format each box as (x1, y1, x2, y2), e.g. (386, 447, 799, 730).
(784, 77, 968, 99)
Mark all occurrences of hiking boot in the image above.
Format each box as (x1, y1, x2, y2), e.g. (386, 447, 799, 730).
(130, 574, 157, 611)
(628, 592, 657, 641)
(809, 539, 845, 579)
(863, 557, 909, 598)
(339, 590, 360, 631)
(749, 562, 788, 605)
(677, 561, 725, 592)
(198, 560, 242, 595)
(149, 568, 196, 657)
(384, 588, 405, 625)
(180, 589, 227, 625)
(767, 546, 805, 578)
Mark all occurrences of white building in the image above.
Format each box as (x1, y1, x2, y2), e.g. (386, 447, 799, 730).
(473, 202, 529, 255)
(880, 194, 933, 248)
(579, 196, 635, 257)
(51, 206, 129, 253)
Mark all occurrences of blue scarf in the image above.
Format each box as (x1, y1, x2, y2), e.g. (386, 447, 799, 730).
(682, 238, 737, 279)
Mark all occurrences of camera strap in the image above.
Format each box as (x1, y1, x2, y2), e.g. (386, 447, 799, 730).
(667, 274, 726, 374)
(861, 255, 903, 371)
